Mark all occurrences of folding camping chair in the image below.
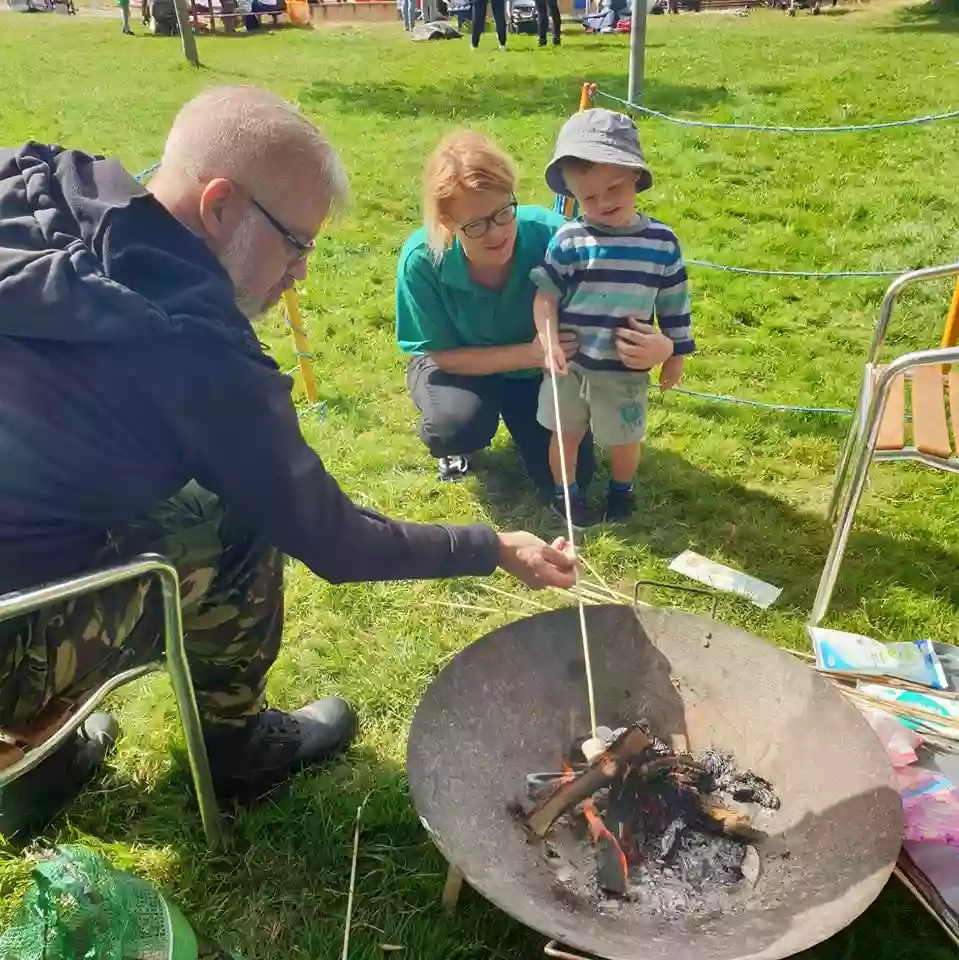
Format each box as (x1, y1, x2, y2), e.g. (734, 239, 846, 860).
(0, 554, 223, 848)
(809, 261, 959, 626)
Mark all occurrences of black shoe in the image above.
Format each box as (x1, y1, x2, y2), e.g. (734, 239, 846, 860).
(575, 431, 597, 490)
(604, 487, 636, 522)
(552, 490, 599, 529)
(437, 454, 470, 482)
(552, 34, 561, 44)
(205, 698, 356, 801)
(0, 712, 119, 840)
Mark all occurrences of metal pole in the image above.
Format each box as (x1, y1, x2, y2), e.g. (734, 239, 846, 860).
(627, 0, 646, 104)
(171, 0, 200, 67)
(156, 557, 224, 849)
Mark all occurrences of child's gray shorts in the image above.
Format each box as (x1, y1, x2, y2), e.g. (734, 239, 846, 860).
(536, 364, 650, 446)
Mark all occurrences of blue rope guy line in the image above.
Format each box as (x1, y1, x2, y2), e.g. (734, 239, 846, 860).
(594, 88, 959, 135)
(134, 162, 161, 182)
(551, 193, 911, 278)
(685, 259, 905, 279)
(670, 387, 853, 416)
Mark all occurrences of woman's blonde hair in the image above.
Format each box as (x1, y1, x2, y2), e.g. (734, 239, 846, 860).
(423, 130, 518, 259)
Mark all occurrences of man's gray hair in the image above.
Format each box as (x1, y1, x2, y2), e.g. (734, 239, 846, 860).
(161, 85, 349, 216)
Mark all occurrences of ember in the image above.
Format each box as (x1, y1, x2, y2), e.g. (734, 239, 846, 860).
(524, 722, 779, 916)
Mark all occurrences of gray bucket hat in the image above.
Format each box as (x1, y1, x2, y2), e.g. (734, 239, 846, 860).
(545, 108, 653, 199)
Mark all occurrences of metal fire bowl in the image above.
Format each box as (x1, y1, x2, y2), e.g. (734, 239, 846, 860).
(407, 605, 902, 960)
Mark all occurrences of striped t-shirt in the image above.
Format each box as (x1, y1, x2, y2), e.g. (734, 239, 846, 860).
(530, 215, 694, 373)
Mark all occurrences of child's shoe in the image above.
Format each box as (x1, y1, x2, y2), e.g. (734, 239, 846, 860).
(604, 482, 635, 522)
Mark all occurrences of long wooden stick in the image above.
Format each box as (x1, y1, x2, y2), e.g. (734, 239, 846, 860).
(544, 321, 597, 739)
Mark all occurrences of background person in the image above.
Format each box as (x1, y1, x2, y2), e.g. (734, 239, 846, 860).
(470, 0, 507, 50)
(117, 0, 134, 34)
(534, 0, 561, 45)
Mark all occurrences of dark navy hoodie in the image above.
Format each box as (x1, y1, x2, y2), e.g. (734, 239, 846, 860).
(0, 143, 499, 594)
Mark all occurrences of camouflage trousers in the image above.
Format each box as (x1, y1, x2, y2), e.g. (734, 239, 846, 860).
(0, 483, 283, 733)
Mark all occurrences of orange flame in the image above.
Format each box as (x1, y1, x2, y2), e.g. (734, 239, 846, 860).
(582, 799, 629, 884)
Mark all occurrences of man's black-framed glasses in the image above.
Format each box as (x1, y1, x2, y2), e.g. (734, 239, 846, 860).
(250, 196, 315, 259)
(458, 196, 518, 240)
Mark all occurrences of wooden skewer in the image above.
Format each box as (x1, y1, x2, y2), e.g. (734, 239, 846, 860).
(414, 600, 511, 617)
(341, 795, 370, 960)
(478, 582, 553, 612)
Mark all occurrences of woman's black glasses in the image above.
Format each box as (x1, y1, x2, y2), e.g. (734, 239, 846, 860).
(458, 197, 518, 240)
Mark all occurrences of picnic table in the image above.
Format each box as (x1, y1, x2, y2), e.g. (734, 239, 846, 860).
(188, 0, 286, 30)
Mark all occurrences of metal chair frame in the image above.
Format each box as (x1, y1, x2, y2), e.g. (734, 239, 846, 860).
(810, 261, 959, 626)
(0, 553, 223, 848)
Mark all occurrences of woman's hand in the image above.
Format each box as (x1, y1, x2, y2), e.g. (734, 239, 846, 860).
(530, 332, 578, 371)
(615, 319, 674, 371)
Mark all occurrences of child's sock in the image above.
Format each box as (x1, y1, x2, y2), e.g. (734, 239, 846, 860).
(555, 481, 579, 497)
(609, 479, 634, 494)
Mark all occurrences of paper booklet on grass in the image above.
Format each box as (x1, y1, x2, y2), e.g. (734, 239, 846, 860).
(668, 551, 782, 609)
(809, 627, 947, 690)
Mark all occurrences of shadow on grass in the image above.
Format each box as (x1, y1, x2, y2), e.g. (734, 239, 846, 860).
(875, 0, 959, 32)
(300, 70, 731, 119)
(471, 440, 959, 619)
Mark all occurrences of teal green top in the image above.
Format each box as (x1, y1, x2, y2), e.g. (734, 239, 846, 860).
(395, 205, 565, 379)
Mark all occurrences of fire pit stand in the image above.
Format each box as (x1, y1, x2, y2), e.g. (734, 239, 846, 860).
(442, 868, 601, 960)
(544, 940, 605, 960)
(409, 602, 902, 960)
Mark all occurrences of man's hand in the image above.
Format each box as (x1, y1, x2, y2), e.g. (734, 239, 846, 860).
(497, 531, 576, 590)
(658, 354, 685, 393)
(615, 319, 674, 371)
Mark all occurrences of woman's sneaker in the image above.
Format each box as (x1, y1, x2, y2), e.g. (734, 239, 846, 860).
(551, 489, 599, 529)
(437, 455, 470, 482)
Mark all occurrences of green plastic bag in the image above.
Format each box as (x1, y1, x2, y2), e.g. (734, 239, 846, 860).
(0, 845, 201, 960)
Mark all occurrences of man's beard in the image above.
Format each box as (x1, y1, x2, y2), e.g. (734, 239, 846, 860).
(220, 214, 265, 318)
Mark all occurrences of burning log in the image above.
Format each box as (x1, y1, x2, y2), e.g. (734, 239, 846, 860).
(526, 725, 708, 840)
(524, 718, 780, 907)
(698, 799, 764, 842)
(526, 726, 653, 839)
(582, 799, 628, 895)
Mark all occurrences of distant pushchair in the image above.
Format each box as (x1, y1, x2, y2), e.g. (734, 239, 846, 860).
(150, 0, 179, 33)
(582, 0, 628, 31)
(446, 0, 470, 26)
(509, 0, 537, 32)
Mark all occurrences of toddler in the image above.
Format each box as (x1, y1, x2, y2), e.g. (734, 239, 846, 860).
(531, 108, 694, 526)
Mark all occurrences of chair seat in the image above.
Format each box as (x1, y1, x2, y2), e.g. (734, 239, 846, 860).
(874, 364, 959, 459)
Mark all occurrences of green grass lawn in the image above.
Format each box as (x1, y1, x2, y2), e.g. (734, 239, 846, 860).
(3, 2, 959, 957)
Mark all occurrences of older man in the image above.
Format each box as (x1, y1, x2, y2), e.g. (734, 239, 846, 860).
(0, 86, 574, 835)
